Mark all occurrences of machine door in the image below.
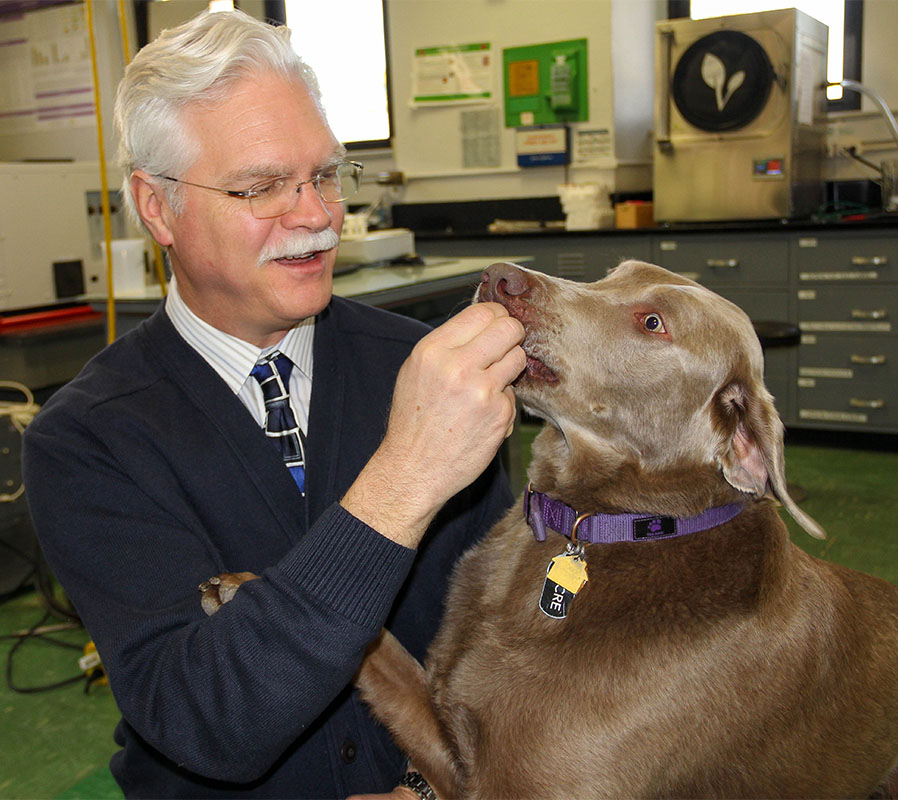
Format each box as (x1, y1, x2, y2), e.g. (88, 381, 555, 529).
(672, 29, 775, 132)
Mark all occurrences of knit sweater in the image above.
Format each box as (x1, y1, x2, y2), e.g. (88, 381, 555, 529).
(23, 297, 512, 798)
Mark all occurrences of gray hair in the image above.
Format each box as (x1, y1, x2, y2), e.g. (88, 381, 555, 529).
(115, 8, 323, 225)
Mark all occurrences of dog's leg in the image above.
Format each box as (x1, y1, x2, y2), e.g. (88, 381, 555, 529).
(356, 630, 459, 799)
(199, 572, 259, 615)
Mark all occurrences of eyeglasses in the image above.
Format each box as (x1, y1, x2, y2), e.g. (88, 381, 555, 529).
(155, 160, 363, 219)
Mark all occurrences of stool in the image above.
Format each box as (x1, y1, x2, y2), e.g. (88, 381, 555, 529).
(751, 320, 807, 503)
(752, 320, 801, 350)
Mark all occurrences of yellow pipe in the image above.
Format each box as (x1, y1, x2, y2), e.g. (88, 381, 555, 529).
(85, 0, 116, 343)
(116, 0, 132, 64)
(115, 0, 168, 297)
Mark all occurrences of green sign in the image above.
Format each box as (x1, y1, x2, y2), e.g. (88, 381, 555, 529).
(503, 39, 588, 128)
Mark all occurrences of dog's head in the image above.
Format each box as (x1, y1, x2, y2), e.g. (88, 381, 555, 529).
(477, 260, 823, 538)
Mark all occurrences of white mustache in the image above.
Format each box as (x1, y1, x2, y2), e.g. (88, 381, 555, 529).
(258, 227, 340, 265)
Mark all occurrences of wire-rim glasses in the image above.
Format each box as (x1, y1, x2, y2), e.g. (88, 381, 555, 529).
(155, 160, 363, 219)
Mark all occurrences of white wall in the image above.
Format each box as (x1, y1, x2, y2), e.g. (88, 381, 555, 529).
(382, 0, 661, 204)
(0, 1, 131, 163)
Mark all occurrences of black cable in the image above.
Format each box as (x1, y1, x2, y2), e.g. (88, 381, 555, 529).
(5, 609, 87, 694)
(845, 146, 883, 175)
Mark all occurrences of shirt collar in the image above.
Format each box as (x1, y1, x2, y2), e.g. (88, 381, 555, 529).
(165, 275, 315, 395)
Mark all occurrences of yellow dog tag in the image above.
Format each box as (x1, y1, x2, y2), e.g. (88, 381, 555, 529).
(546, 552, 589, 595)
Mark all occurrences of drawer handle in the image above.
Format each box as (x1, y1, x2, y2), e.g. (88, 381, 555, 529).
(706, 258, 739, 268)
(849, 397, 885, 409)
(850, 353, 887, 365)
(850, 255, 888, 267)
(850, 308, 888, 320)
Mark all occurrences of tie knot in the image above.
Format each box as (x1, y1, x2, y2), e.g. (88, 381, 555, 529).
(251, 352, 293, 405)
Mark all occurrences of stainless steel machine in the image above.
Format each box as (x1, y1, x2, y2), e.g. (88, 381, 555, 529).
(653, 9, 829, 223)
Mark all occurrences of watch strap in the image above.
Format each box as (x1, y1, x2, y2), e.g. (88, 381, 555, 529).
(398, 770, 437, 800)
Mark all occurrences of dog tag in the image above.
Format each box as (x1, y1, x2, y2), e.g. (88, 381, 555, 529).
(538, 550, 588, 620)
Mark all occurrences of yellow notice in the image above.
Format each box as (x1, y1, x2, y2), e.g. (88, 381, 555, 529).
(508, 59, 539, 97)
(546, 555, 588, 595)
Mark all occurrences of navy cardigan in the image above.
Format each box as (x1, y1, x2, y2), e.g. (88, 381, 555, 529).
(23, 297, 512, 798)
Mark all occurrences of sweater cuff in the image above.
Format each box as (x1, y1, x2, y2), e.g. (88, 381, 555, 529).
(276, 503, 416, 628)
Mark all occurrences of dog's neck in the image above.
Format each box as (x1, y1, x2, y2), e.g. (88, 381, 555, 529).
(524, 485, 745, 545)
(527, 425, 749, 518)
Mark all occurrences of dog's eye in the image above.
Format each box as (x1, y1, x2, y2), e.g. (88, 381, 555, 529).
(640, 313, 667, 334)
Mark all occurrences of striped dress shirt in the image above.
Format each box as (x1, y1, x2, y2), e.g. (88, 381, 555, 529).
(164, 277, 314, 432)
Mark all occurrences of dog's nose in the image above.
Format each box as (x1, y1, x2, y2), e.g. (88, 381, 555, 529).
(480, 262, 530, 302)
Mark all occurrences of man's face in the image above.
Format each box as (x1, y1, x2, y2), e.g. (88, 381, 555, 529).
(160, 71, 346, 347)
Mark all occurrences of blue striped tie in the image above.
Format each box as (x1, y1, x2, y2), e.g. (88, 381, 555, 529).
(250, 352, 307, 494)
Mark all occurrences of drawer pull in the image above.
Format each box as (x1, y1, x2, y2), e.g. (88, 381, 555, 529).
(849, 397, 885, 409)
(849, 353, 887, 365)
(850, 255, 888, 267)
(706, 258, 739, 268)
(850, 308, 888, 320)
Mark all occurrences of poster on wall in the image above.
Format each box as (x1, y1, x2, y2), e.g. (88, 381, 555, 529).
(411, 43, 494, 106)
(0, 4, 94, 137)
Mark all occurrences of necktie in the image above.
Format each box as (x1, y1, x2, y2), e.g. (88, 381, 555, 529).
(250, 352, 307, 494)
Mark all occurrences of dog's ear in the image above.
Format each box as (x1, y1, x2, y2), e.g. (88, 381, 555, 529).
(716, 381, 826, 539)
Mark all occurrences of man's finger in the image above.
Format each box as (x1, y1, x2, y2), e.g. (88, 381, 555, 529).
(421, 302, 513, 349)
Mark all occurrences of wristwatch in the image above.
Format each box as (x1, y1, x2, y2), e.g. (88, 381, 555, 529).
(397, 770, 437, 800)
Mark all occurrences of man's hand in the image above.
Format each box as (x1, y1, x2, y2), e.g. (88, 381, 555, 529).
(341, 302, 525, 548)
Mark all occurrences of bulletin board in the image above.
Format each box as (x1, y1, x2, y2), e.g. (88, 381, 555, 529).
(503, 39, 588, 128)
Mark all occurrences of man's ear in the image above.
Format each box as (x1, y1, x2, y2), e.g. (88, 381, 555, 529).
(130, 170, 175, 247)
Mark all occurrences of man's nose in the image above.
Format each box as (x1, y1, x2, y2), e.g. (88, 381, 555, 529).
(279, 183, 334, 230)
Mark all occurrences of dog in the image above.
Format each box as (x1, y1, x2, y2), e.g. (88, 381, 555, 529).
(203, 261, 898, 798)
(353, 261, 898, 799)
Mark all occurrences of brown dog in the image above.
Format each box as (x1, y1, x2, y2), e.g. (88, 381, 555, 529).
(355, 261, 898, 799)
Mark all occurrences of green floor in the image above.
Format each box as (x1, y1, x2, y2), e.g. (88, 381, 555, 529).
(1, 433, 896, 799)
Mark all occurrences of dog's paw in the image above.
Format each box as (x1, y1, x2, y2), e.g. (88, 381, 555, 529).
(198, 572, 259, 616)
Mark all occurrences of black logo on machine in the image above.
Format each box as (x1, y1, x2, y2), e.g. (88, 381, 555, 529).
(672, 30, 775, 132)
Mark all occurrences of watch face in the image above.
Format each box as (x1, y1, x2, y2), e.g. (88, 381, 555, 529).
(672, 29, 775, 132)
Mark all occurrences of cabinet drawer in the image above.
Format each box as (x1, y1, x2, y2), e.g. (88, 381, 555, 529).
(792, 233, 897, 282)
(799, 335, 896, 385)
(714, 288, 789, 322)
(547, 237, 652, 281)
(797, 286, 894, 334)
(797, 385, 896, 429)
(653, 235, 788, 285)
(796, 335, 896, 429)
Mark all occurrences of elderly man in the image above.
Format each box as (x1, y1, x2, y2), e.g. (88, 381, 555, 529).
(22, 9, 524, 799)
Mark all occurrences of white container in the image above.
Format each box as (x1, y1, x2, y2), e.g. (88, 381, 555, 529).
(557, 183, 614, 230)
(341, 213, 369, 240)
(101, 238, 146, 293)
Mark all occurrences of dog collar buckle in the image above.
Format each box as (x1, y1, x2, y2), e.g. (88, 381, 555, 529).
(524, 482, 547, 541)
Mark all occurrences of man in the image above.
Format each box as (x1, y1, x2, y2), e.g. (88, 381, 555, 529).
(22, 9, 525, 798)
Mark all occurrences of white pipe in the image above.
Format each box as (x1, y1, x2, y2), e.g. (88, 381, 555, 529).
(830, 80, 898, 150)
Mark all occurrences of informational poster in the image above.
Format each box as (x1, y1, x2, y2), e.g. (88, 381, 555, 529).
(412, 42, 493, 105)
(0, 4, 94, 137)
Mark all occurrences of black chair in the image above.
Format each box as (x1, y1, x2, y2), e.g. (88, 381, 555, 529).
(752, 320, 801, 351)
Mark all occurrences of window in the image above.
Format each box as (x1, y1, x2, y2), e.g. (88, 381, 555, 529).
(668, 0, 862, 110)
(281, 0, 391, 148)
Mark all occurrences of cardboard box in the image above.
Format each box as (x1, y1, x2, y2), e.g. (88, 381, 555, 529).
(614, 202, 654, 229)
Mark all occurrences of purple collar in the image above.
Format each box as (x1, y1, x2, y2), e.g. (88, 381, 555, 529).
(524, 484, 745, 544)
